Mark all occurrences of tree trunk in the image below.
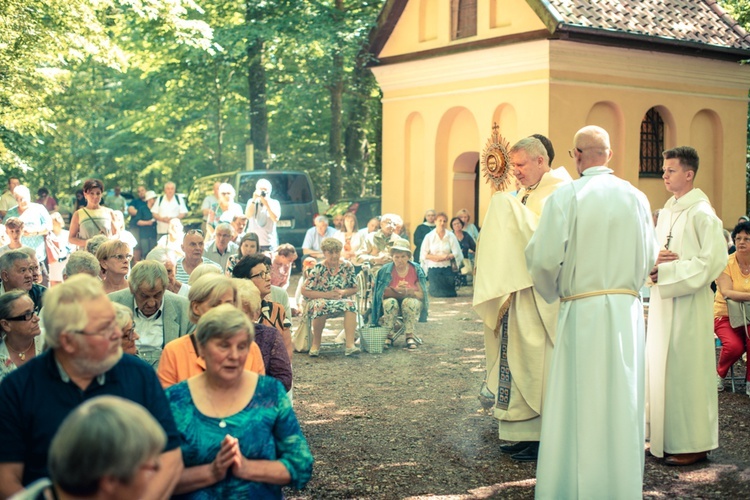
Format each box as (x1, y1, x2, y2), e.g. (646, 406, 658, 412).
(327, 0, 345, 203)
(246, 2, 269, 170)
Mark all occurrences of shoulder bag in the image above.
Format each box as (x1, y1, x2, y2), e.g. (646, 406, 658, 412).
(726, 298, 750, 331)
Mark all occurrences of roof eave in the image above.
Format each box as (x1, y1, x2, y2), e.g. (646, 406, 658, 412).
(555, 24, 750, 63)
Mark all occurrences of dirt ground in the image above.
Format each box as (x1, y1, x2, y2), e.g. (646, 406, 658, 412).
(284, 283, 750, 499)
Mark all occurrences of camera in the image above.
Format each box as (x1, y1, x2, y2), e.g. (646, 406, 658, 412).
(260, 191, 266, 197)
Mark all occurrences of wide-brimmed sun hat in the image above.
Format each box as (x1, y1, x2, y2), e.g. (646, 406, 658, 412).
(389, 238, 412, 258)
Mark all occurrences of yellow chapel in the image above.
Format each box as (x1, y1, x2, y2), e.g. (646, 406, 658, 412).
(368, 0, 750, 233)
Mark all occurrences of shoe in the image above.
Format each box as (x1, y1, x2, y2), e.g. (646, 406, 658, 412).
(664, 451, 708, 466)
(344, 346, 361, 356)
(717, 374, 725, 392)
(500, 441, 531, 455)
(384, 337, 394, 349)
(511, 442, 539, 462)
(308, 349, 320, 358)
(405, 337, 418, 350)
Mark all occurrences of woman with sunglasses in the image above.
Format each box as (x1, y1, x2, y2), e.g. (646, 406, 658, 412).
(95, 240, 132, 294)
(0, 290, 43, 383)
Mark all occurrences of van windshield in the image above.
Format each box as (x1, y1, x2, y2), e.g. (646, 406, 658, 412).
(238, 173, 314, 205)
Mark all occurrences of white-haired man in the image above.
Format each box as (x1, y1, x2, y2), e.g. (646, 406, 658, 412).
(302, 215, 336, 260)
(356, 213, 402, 266)
(473, 135, 572, 462)
(245, 178, 281, 251)
(0, 274, 183, 499)
(526, 125, 658, 498)
(109, 260, 193, 367)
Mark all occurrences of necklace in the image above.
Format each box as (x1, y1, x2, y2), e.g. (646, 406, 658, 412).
(520, 180, 542, 205)
(664, 210, 686, 250)
(205, 380, 230, 428)
(5, 337, 34, 361)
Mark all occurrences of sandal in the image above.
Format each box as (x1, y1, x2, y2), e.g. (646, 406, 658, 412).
(384, 337, 394, 349)
(405, 337, 418, 350)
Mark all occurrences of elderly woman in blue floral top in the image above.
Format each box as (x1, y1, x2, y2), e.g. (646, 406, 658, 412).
(371, 238, 429, 349)
(301, 237, 359, 357)
(166, 304, 312, 499)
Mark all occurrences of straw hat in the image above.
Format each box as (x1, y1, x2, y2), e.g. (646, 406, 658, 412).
(144, 190, 158, 201)
(389, 238, 412, 258)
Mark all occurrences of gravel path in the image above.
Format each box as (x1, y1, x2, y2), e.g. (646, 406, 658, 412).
(285, 285, 750, 499)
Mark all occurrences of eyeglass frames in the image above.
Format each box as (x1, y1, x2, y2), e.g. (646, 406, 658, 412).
(5, 310, 36, 322)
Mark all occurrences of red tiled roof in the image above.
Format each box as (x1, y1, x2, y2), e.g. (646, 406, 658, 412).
(543, 0, 750, 51)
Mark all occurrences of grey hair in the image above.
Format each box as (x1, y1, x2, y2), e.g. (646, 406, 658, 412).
(63, 251, 101, 279)
(42, 274, 106, 348)
(321, 237, 342, 254)
(17, 246, 37, 261)
(128, 260, 168, 295)
(233, 278, 262, 319)
(314, 215, 328, 224)
(113, 302, 133, 330)
(145, 247, 179, 266)
(187, 274, 237, 323)
(48, 395, 166, 497)
(0, 250, 30, 274)
(0, 290, 30, 321)
(510, 137, 549, 164)
(12, 185, 30, 200)
(215, 222, 233, 234)
(86, 235, 109, 256)
(195, 303, 254, 347)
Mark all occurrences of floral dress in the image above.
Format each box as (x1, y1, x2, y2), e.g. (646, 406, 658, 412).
(303, 261, 357, 319)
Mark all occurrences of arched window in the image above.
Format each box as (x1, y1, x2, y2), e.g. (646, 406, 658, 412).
(451, 0, 477, 40)
(639, 108, 664, 177)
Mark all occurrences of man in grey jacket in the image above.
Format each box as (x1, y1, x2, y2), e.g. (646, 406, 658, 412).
(109, 260, 193, 368)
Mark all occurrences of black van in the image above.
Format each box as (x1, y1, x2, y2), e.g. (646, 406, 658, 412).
(184, 170, 318, 253)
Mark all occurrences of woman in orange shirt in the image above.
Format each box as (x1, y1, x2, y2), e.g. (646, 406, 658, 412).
(157, 274, 265, 388)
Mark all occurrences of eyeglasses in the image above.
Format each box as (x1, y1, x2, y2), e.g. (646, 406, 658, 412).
(122, 325, 137, 341)
(5, 310, 36, 322)
(109, 254, 133, 261)
(568, 147, 583, 158)
(250, 270, 271, 279)
(186, 229, 203, 236)
(69, 320, 120, 339)
(735, 237, 750, 243)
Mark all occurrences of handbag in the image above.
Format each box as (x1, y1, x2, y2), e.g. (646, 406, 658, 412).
(358, 325, 390, 354)
(726, 298, 750, 330)
(44, 234, 65, 263)
(292, 303, 312, 353)
(460, 258, 473, 276)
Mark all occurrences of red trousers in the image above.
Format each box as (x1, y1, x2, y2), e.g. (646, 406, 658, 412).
(715, 316, 750, 380)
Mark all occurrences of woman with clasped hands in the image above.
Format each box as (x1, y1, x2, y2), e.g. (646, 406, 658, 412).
(165, 304, 313, 498)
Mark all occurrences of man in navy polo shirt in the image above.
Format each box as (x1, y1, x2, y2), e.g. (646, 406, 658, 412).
(0, 274, 183, 499)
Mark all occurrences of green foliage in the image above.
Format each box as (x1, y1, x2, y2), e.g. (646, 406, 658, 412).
(2, 0, 384, 209)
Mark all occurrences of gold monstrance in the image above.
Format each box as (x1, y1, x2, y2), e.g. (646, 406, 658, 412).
(481, 123, 514, 191)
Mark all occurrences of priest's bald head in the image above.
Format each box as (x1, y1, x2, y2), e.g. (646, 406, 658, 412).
(572, 126, 613, 175)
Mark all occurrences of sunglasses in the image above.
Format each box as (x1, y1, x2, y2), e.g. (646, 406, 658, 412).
(186, 229, 203, 236)
(6, 310, 35, 322)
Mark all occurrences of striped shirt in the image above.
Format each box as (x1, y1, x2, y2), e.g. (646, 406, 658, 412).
(175, 257, 221, 285)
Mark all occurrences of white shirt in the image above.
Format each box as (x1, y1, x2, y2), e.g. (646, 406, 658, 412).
(152, 195, 187, 234)
(134, 302, 165, 351)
